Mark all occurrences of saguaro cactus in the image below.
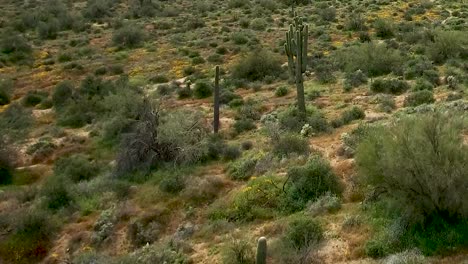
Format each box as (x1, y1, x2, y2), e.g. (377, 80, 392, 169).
(256, 237, 267, 264)
(213, 65, 220, 133)
(284, 14, 308, 118)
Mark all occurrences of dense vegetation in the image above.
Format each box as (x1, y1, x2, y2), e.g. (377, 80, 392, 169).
(0, 0, 466, 263)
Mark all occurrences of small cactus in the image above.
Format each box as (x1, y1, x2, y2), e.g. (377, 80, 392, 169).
(213, 66, 220, 133)
(256, 236, 267, 264)
(447, 75, 458, 90)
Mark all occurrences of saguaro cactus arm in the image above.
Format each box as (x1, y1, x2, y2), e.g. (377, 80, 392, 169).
(256, 236, 267, 264)
(213, 65, 220, 133)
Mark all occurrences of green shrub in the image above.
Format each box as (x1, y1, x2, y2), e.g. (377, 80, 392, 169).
(413, 78, 433, 91)
(0, 137, 15, 185)
(308, 193, 341, 216)
(275, 86, 289, 97)
(223, 145, 242, 161)
(52, 81, 74, 108)
(0, 103, 33, 138)
(340, 106, 366, 125)
(37, 19, 60, 39)
(231, 32, 250, 45)
(0, 209, 58, 264)
(377, 95, 396, 113)
(273, 133, 310, 157)
(278, 106, 329, 133)
(337, 43, 402, 77)
(427, 31, 467, 64)
(344, 70, 368, 91)
(373, 19, 394, 38)
(228, 0, 249, 8)
(222, 238, 255, 264)
(232, 49, 282, 81)
(227, 152, 265, 181)
(345, 13, 367, 31)
(159, 171, 186, 194)
(21, 90, 48, 107)
(0, 79, 13, 105)
(83, 0, 114, 21)
(356, 112, 468, 234)
(284, 216, 323, 250)
(0, 33, 32, 65)
(233, 118, 256, 134)
(370, 78, 409, 94)
(194, 80, 213, 98)
(250, 18, 267, 31)
(403, 90, 435, 107)
(41, 175, 74, 210)
(54, 154, 98, 182)
(284, 157, 342, 212)
(112, 24, 146, 49)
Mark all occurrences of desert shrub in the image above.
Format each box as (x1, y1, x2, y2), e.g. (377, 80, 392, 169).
(232, 49, 282, 81)
(250, 18, 267, 31)
(210, 175, 284, 221)
(54, 154, 98, 183)
(37, 19, 60, 39)
(345, 13, 367, 31)
(223, 145, 242, 161)
(233, 118, 256, 134)
(227, 152, 265, 181)
(92, 208, 116, 245)
(0, 32, 32, 65)
(228, 0, 249, 8)
(319, 7, 336, 22)
(112, 24, 145, 49)
(83, 0, 114, 21)
(26, 138, 56, 163)
(336, 42, 402, 77)
(403, 57, 436, 80)
(278, 106, 329, 133)
(220, 89, 242, 105)
(222, 238, 255, 264)
(128, 0, 160, 18)
(115, 243, 188, 263)
(0, 137, 15, 185)
(194, 80, 213, 98)
(412, 79, 433, 91)
(340, 106, 366, 125)
(0, 209, 58, 264)
(370, 78, 409, 94)
(21, 90, 48, 107)
(0, 79, 13, 105)
(182, 175, 226, 204)
(127, 212, 166, 247)
(231, 32, 250, 45)
(0, 103, 33, 138)
(273, 133, 310, 157)
(115, 102, 209, 178)
(177, 85, 193, 99)
(41, 174, 74, 210)
(403, 90, 435, 107)
(383, 249, 426, 264)
(377, 94, 396, 113)
(284, 216, 323, 250)
(308, 193, 341, 216)
(283, 157, 342, 212)
(149, 74, 169, 84)
(275, 86, 289, 97)
(159, 170, 186, 194)
(373, 19, 394, 38)
(356, 113, 468, 254)
(52, 81, 73, 108)
(427, 31, 467, 64)
(343, 70, 367, 91)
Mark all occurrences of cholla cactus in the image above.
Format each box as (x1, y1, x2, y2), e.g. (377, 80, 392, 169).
(300, 123, 313, 137)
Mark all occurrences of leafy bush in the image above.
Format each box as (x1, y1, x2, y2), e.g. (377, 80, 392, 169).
(233, 118, 256, 134)
(54, 154, 98, 182)
(250, 18, 267, 31)
(52, 81, 74, 108)
(344, 70, 367, 91)
(278, 106, 329, 133)
(308, 193, 341, 216)
(21, 90, 48, 107)
(83, 0, 114, 21)
(272, 133, 310, 157)
(227, 152, 265, 181)
(159, 170, 186, 194)
(223, 145, 242, 161)
(41, 174, 74, 210)
(283, 157, 343, 212)
(427, 31, 467, 64)
(194, 80, 213, 98)
(377, 95, 396, 113)
(232, 49, 282, 81)
(345, 13, 367, 31)
(0, 103, 33, 138)
(373, 19, 394, 38)
(0, 33, 32, 65)
(403, 90, 435, 107)
(112, 24, 146, 49)
(340, 106, 366, 125)
(0, 79, 13, 105)
(412, 79, 433, 91)
(370, 78, 409, 94)
(0, 209, 58, 264)
(356, 112, 468, 238)
(0, 137, 15, 185)
(275, 86, 289, 97)
(336, 43, 402, 77)
(284, 216, 323, 250)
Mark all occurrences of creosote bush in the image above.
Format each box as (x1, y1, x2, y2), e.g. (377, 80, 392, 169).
(370, 78, 409, 95)
(112, 24, 146, 49)
(403, 90, 435, 107)
(356, 112, 468, 255)
(232, 49, 282, 81)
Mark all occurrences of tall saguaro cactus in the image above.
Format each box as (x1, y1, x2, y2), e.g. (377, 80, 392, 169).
(284, 14, 309, 118)
(213, 65, 220, 133)
(256, 237, 267, 264)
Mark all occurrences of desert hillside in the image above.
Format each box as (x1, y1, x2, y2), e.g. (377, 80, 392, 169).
(0, 0, 467, 263)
